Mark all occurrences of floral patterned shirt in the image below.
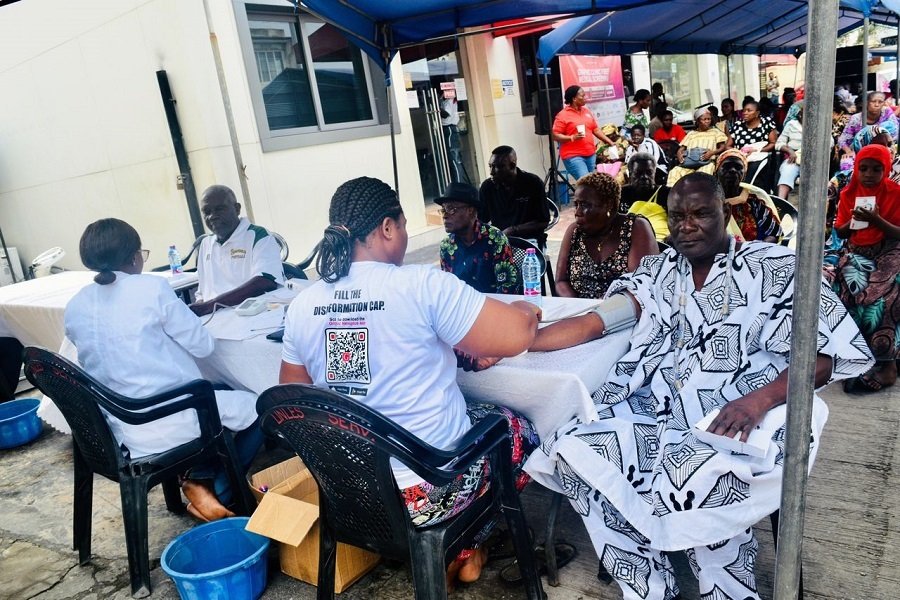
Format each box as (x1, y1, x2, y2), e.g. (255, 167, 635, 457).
(440, 221, 519, 294)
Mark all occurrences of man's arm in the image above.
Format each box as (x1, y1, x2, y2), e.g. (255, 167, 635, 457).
(505, 220, 549, 239)
(530, 292, 641, 351)
(190, 275, 277, 316)
(708, 354, 833, 442)
(505, 176, 551, 239)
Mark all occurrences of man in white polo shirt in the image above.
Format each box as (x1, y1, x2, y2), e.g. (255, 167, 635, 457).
(189, 185, 284, 316)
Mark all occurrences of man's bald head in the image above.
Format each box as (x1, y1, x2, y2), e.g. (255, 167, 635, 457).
(201, 185, 242, 241)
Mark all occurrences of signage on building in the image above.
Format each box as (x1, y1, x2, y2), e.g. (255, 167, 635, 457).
(559, 55, 627, 128)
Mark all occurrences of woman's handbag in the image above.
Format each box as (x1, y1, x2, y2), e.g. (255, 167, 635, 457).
(628, 186, 669, 241)
(680, 147, 710, 169)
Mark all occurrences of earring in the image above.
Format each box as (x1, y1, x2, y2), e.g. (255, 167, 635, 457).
(607, 210, 612, 218)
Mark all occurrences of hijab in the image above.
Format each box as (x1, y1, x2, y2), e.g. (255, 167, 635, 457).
(838, 143, 900, 245)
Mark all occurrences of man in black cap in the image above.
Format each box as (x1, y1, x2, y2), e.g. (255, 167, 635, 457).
(437, 182, 519, 294)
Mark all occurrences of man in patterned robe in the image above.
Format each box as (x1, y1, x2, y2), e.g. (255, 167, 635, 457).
(526, 173, 872, 600)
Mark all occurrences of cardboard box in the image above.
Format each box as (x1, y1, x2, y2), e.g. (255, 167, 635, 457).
(245, 457, 380, 593)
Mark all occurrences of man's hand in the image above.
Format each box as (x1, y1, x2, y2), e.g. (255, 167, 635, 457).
(189, 301, 214, 317)
(706, 394, 772, 443)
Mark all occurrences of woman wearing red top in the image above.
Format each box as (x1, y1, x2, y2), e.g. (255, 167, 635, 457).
(552, 85, 615, 183)
(832, 144, 900, 393)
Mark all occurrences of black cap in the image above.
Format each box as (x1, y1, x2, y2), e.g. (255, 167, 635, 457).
(435, 183, 479, 209)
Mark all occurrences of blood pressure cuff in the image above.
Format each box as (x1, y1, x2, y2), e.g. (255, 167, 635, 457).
(591, 293, 637, 335)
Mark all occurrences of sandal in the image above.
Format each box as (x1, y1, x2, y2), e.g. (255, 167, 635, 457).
(499, 542, 577, 585)
(845, 373, 891, 395)
(482, 527, 533, 562)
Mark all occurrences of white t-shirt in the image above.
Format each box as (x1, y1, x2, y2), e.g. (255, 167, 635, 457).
(441, 97, 460, 126)
(282, 261, 486, 487)
(196, 217, 285, 301)
(65, 272, 258, 458)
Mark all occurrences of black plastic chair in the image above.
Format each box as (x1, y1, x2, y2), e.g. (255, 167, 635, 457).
(542, 199, 560, 297)
(282, 242, 320, 281)
(508, 236, 549, 296)
(256, 384, 544, 600)
(771, 197, 799, 249)
(22, 347, 255, 598)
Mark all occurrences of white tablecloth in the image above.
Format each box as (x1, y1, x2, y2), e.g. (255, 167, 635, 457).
(38, 290, 631, 443)
(198, 294, 631, 440)
(457, 296, 630, 439)
(0, 270, 197, 350)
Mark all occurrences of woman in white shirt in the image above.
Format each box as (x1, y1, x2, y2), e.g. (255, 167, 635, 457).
(65, 218, 261, 522)
(775, 106, 804, 200)
(281, 177, 541, 585)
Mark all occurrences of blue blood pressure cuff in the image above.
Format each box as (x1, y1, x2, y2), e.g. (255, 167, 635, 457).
(591, 293, 637, 334)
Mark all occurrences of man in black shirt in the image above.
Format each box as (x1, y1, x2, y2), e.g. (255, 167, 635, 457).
(478, 146, 550, 246)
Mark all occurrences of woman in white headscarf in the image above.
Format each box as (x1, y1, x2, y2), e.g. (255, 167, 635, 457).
(666, 106, 728, 186)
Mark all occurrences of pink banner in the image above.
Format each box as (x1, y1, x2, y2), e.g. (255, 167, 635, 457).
(559, 55, 627, 127)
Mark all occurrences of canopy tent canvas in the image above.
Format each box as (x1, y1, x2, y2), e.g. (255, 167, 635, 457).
(296, 0, 671, 71)
(537, 0, 900, 65)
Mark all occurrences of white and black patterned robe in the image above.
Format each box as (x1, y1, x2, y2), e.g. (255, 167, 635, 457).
(526, 242, 873, 551)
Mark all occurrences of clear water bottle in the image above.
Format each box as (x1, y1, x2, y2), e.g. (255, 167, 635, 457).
(167, 244, 183, 275)
(522, 248, 542, 307)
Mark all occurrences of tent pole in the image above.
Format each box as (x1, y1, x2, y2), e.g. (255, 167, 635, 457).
(541, 64, 563, 201)
(773, 1, 837, 599)
(726, 55, 732, 99)
(381, 36, 400, 197)
(863, 15, 870, 122)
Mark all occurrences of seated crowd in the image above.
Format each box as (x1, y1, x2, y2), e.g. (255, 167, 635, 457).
(55, 81, 899, 598)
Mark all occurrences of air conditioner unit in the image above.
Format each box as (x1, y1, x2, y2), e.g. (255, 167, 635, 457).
(0, 247, 25, 287)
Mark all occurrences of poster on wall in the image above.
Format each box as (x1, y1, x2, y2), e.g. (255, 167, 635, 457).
(559, 55, 627, 129)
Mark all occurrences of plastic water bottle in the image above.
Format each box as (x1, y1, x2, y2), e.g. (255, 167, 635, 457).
(522, 248, 542, 307)
(168, 244, 183, 276)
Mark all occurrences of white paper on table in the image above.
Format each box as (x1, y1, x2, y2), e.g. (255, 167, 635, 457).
(204, 306, 286, 341)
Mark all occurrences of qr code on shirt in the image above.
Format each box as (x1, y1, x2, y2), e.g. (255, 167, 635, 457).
(325, 328, 370, 384)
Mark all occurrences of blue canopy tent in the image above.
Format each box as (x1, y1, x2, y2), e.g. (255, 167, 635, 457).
(291, 0, 672, 194)
(537, 0, 899, 63)
(297, 0, 672, 71)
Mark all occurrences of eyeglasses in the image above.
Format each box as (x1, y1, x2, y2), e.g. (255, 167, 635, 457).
(139, 249, 150, 261)
(438, 206, 465, 216)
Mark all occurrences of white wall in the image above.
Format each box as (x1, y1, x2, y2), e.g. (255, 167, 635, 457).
(0, 0, 423, 271)
(462, 34, 553, 184)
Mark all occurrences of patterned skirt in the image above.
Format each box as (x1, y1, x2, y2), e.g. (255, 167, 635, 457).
(832, 239, 900, 360)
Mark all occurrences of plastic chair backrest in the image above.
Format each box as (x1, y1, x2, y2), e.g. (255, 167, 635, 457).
(507, 236, 547, 279)
(271, 231, 290, 262)
(257, 384, 438, 557)
(23, 348, 125, 480)
(545, 198, 560, 232)
(771, 197, 798, 248)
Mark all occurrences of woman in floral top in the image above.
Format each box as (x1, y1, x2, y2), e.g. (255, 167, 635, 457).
(555, 172, 658, 298)
(437, 183, 519, 294)
(623, 89, 652, 138)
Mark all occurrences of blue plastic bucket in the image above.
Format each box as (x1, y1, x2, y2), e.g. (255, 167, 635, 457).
(0, 398, 42, 449)
(161, 517, 269, 600)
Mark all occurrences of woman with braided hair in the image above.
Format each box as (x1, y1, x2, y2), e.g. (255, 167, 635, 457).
(280, 176, 542, 585)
